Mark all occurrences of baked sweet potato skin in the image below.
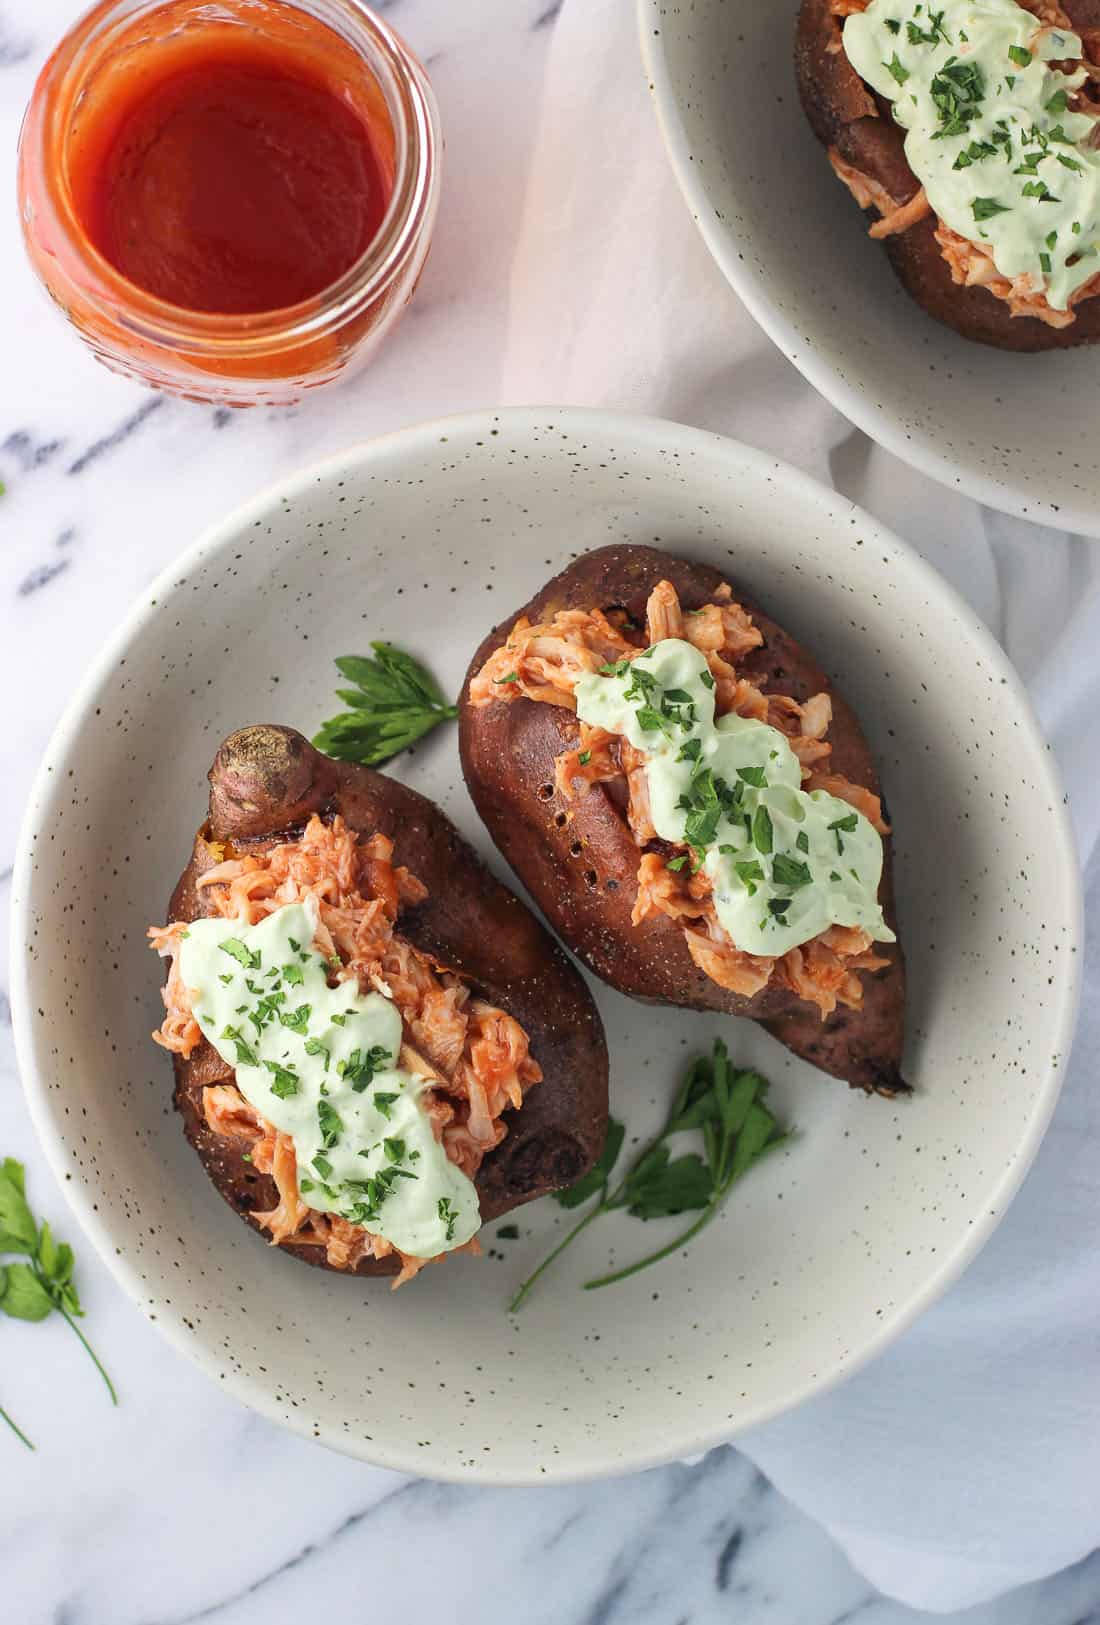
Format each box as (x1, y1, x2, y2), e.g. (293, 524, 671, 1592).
(459, 545, 906, 1097)
(166, 726, 609, 1277)
(795, 0, 1100, 350)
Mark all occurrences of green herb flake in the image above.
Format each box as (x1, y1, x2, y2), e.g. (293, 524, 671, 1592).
(884, 52, 909, 85)
(1007, 44, 1031, 68)
(972, 197, 1011, 221)
(220, 938, 261, 971)
(751, 804, 773, 855)
(316, 1101, 342, 1149)
(304, 1037, 331, 1071)
(263, 1061, 299, 1099)
(373, 1092, 398, 1120)
(438, 1197, 458, 1242)
(772, 853, 813, 890)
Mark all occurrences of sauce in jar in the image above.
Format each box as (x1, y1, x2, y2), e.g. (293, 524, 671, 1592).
(18, 0, 440, 404)
(79, 54, 391, 315)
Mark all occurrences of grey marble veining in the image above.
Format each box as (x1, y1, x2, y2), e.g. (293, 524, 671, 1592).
(1, 3, 1098, 1624)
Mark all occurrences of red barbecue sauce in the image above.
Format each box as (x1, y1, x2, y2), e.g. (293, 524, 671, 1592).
(65, 14, 394, 316)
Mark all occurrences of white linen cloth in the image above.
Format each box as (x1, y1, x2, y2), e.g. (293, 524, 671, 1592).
(500, 0, 1100, 1611)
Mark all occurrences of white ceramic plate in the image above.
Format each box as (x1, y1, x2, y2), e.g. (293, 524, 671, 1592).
(640, 0, 1100, 535)
(11, 408, 1080, 1484)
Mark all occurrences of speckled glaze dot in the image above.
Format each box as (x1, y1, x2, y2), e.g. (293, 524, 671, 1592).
(9, 408, 1081, 1485)
(640, 2, 1100, 535)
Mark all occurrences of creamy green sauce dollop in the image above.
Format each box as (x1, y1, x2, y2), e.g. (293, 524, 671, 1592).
(844, 0, 1100, 310)
(575, 640, 895, 958)
(178, 900, 479, 1258)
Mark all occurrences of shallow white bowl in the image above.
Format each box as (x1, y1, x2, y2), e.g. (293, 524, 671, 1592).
(641, 0, 1100, 535)
(11, 408, 1080, 1483)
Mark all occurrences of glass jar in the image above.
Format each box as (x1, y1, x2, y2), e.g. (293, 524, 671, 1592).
(17, 0, 441, 406)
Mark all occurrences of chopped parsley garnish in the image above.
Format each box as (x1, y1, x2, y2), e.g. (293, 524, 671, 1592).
(1022, 179, 1059, 203)
(578, 750, 592, 766)
(263, 1060, 299, 1098)
(907, 9, 948, 46)
(282, 962, 304, 987)
(317, 1100, 343, 1149)
(751, 805, 773, 855)
(304, 1037, 331, 1071)
(796, 830, 810, 854)
(220, 1025, 259, 1069)
(384, 1138, 406, 1164)
(313, 1152, 333, 1179)
(972, 196, 1011, 221)
(1046, 89, 1068, 116)
(278, 1003, 312, 1034)
(771, 853, 813, 890)
(828, 811, 859, 854)
(373, 1092, 398, 1120)
(1007, 44, 1031, 69)
(337, 1045, 392, 1093)
(767, 898, 792, 919)
(930, 59, 985, 139)
(736, 764, 767, 788)
(438, 1198, 458, 1242)
(220, 938, 261, 971)
(495, 673, 519, 684)
(734, 859, 765, 895)
(677, 737, 703, 763)
(884, 52, 909, 85)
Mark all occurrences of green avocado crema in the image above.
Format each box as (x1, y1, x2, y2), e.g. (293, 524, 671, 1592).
(843, 0, 1100, 311)
(177, 901, 479, 1259)
(574, 639, 896, 959)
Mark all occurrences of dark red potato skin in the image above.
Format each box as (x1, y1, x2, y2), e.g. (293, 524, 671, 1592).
(166, 726, 610, 1277)
(459, 545, 907, 1097)
(795, 0, 1100, 350)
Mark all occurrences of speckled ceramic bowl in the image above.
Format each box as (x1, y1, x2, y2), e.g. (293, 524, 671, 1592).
(11, 409, 1080, 1483)
(640, 0, 1100, 535)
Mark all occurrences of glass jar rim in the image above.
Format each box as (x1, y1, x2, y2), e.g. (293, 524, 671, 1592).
(28, 0, 439, 356)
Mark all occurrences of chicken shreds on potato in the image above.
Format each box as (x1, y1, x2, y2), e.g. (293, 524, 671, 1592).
(460, 545, 907, 1098)
(158, 725, 609, 1279)
(796, 0, 1100, 350)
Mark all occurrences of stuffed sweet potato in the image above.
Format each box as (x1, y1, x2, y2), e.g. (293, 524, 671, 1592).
(461, 545, 906, 1097)
(149, 725, 608, 1283)
(796, 0, 1100, 349)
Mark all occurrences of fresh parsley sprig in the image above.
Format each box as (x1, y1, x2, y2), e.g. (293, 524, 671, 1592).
(313, 644, 458, 766)
(0, 1157, 117, 1448)
(508, 1042, 790, 1311)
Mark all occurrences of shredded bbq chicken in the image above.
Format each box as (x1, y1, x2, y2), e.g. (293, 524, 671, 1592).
(151, 817, 541, 1284)
(825, 0, 1100, 325)
(470, 580, 891, 1019)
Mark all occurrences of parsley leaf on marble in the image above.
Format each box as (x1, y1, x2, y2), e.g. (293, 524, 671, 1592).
(0, 1159, 118, 1447)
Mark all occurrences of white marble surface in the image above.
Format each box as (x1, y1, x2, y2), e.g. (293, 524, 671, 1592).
(1, 2, 1098, 1622)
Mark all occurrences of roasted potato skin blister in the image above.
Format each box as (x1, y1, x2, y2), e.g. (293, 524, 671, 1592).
(460, 545, 907, 1097)
(166, 725, 610, 1277)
